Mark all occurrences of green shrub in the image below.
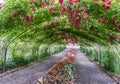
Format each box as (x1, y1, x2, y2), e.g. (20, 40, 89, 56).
(102, 49, 116, 72)
(4, 60, 16, 71)
(0, 59, 2, 71)
(1, 44, 65, 72)
(13, 56, 29, 66)
(81, 45, 120, 73)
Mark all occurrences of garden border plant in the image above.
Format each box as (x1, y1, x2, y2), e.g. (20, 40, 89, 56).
(80, 45, 120, 74)
(37, 48, 75, 84)
(0, 43, 65, 72)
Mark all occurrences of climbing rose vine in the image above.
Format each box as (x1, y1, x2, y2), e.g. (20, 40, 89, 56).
(49, 7, 55, 13)
(59, 0, 64, 4)
(0, 0, 120, 45)
(117, 24, 120, 30)
(0, 3, 2, 9)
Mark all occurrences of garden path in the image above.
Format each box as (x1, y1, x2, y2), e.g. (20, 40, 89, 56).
(0, 48, 115, 84)
(0, 48, 70, 84)
(74, 49, 114, 84)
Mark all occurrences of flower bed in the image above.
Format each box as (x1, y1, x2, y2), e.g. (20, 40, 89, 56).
(37, 48, 75, 84)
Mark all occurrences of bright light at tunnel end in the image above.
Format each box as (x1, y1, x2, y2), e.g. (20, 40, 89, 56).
(0, 0, 3, 3)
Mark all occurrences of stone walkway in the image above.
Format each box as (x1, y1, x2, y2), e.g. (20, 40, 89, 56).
(74, 49, 114, 84)
(0, 49, 70, 84)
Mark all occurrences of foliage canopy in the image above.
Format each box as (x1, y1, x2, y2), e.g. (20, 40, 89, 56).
(0, 0, 120, 46)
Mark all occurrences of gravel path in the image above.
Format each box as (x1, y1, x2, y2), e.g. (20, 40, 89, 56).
(74, 49, 114, 84)
(0, 49, 70, 84)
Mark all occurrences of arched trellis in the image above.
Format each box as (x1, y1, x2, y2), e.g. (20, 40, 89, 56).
(2, 29, 30, 71)
(0, 0, 120, 48)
